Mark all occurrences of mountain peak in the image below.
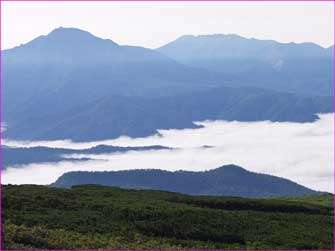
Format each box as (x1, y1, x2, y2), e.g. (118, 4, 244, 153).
(48, 27, 97, 38)
(12, 27, 118, 51)
(45, 27, 117, 45)
(4, 27, 120, 60)
(212, 164, 248, 173)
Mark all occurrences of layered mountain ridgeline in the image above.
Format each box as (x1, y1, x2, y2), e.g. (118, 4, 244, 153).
(3, 85, 333, 141)
(3, 28, 333, 142)
(2, 184, 333, 250)
(2, 145, 169, 170)
(3, 27, 221, 123)
(51, 165, 322, 198)
(158, 34, 334, 96)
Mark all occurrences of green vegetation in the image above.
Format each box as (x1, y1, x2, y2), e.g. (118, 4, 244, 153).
(279, 194, 334, 207)
(2, 184, 334, 250)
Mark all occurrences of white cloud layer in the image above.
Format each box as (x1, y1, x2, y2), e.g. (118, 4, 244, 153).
(2, 114, 333, 192)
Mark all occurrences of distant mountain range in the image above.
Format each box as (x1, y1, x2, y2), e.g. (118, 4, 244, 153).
(51, 165, 321, 197)
(3, 28, 334, 141)
(4, 85, 332, 141)
(158, 34, 334, 96)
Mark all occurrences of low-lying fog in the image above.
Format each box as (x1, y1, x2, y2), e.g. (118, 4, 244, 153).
(2, 113, 333, 192)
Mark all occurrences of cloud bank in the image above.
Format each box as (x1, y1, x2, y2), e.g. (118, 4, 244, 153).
(2, 114, 333, 192)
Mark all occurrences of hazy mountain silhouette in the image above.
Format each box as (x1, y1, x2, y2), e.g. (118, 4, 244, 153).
(2, 145, 169, 170)
(3, 28, 224, 121)
(158, 34, 334, 96)
(4, 85, 332, 141)
(3, 28, 333, 141)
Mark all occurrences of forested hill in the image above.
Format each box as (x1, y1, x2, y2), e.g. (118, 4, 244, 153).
(51, 165, 321, 197)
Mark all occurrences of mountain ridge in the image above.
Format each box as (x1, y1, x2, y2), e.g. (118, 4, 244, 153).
(168, 33, 331, 48)
(157, 33, 334, 96)
(2, 145, 170, 170)
(158, 33, 331, 59)
(51, 164, 322, 198)
(4, 85, 332, 141)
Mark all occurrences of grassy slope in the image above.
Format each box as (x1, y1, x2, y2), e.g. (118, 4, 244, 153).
(2, 184, 334, 250)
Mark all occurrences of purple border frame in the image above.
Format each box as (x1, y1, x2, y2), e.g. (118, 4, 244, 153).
(0, 0, 333, 251)
(0, 0, 334, 1)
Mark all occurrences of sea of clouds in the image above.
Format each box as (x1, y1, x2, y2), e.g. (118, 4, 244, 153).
(2, 113, 333, 192)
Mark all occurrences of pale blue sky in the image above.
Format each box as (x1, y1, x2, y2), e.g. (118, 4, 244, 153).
(2, 1, 334, 50)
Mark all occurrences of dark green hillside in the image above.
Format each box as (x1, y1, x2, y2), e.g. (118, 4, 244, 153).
(2, 185, 333, 250)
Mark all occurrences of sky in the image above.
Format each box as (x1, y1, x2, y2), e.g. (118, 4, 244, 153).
(3, 114, 333, 193)
(2, 1, 334, 50)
